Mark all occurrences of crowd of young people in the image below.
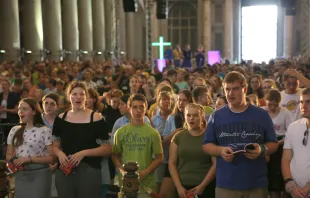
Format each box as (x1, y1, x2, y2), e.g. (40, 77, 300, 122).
(1, 58, 310, 198)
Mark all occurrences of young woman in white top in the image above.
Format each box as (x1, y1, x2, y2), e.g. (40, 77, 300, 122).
(263, 89, 293, 198)
(6, 98, 55, 198)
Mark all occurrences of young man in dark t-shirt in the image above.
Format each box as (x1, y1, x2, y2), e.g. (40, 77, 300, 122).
(202, 71, 278, 198)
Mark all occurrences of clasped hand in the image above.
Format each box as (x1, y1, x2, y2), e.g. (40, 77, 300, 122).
(58, 151, 85, 167)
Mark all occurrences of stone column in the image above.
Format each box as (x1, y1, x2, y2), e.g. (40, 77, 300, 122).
(0, 0, 20, 61)
(224, 0, 233, 61)
(42, 0, 62, 61)
(197, 0, 203, 46)
(284, 15, 294, 58)
(277, 6, 285, 58)
(203, 0, 212, 59)
(105, 0, 116, 62)
(21, 0, 44, 61)
(145, 0, 153, 63)
(92, 0, 105, 62)
(62, 0, 79, 61)
(119, 0, 127, 60)
(126, 13, 136, 59)
(233, 0, 241, 62)
(78, 0, 93, 61)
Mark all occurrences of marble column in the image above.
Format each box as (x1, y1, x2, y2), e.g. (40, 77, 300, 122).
(203, 0, 212, 59)
(78, 0, 93, 61)
(43, 0, 62, 61)
(105, 0, 116, 61)
(92, 0, 105, 62)
(126, 13, 136, 59)
(21, 0, 44, 61)
(277, 6, 285, 58)
(284, 15, 294, 58)
(0, 0, 20, 61)
(233, 0, 241, 62)
(224, 0, 233, 61)
(197, 0, 203, 46)
(62, 0, 79, 61)
(119, 0, 127, 60)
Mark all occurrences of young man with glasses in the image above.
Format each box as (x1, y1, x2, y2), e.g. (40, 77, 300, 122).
(280, 75, 301, 121)
(203, 71, 278, 198)
(282, 87, 310, 198)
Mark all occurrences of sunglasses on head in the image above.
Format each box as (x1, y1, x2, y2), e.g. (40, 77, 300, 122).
(303, 123, 309, 146)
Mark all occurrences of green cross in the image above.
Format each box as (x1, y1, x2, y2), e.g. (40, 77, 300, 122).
(152, 36, 171, 59)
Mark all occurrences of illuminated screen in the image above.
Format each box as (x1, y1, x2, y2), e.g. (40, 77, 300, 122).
(208, 51, 221, 65)
(241, 5, 278, 63)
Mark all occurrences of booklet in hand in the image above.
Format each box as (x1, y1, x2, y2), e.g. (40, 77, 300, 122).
(228, 143, 256, 154)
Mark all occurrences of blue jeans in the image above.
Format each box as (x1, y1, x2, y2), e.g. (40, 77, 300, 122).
(101, 184, 109, 198)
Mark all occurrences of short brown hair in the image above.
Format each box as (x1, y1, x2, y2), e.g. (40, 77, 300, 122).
(265, 89, 281, 103)
(302, 87, 310, 96)
(128, 93, 148, 107)
(156, 91, 174, 106)
(110, 89, 124, 98)
(223, 71, 247, 87)
(42, 93, 59, 105)
(283, 74, 298, 82)
(192, 86, 209, 102)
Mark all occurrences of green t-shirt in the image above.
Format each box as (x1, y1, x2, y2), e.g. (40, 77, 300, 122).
(113, 123, 163, 191)
(173, 129, 212, 186)
(175, 81, 189, 91)
(204, 106, 214, 116)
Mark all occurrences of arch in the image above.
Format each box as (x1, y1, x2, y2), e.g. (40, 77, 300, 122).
(168, 1, 197, 51)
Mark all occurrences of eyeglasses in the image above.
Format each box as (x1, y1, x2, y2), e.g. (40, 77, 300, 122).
(303, 123, 309, 146)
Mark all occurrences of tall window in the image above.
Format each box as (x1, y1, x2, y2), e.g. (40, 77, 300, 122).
(241, 5, 278, 63)
(168, 2, 197, 50)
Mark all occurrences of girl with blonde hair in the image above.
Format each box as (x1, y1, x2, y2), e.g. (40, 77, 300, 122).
(169, 103, 215, 198)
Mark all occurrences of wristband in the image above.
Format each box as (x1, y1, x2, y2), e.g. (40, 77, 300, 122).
(284, 178, 294, 185)
(259, 144, 268, 157)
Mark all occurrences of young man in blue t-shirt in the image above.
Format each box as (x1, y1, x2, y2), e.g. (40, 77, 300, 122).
(202, 71, 278, 198)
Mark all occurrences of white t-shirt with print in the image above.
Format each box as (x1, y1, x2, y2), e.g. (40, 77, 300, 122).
(7, 126, 52, 157)
(280, 89, 301, 122)
(267, 107, 293, 136)
(284, 118, 310, 195)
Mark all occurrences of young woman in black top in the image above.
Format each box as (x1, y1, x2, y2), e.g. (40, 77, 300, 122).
(52, 81, 111, 198)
